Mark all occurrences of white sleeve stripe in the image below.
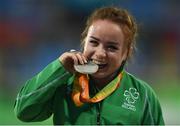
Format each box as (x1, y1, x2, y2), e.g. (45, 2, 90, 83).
(143, 87, 154, 124)
(16, 71, 69, 101)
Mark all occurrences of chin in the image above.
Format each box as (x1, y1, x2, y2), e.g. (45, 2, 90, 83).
(91, 72, 108, 79)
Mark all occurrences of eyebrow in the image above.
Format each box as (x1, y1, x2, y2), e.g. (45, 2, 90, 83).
(90, 36, 100, 41)
(107, 41, 119, 46)
(90, 36, 120, 46)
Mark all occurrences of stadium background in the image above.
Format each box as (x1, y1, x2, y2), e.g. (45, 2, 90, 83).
(0, 0, 179, 124)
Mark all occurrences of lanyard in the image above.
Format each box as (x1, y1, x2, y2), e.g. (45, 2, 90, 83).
(72, 72, 123, 107)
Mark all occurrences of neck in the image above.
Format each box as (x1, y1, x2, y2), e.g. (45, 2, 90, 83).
(90, 71, 119, 90)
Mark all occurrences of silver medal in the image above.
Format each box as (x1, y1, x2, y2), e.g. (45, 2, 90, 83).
(74, 61, 98, 74)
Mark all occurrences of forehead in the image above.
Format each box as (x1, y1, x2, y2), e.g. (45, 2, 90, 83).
(87, 20, 124, 43)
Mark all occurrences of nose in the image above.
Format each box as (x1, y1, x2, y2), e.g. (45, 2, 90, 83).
(95, 47, 107, 59)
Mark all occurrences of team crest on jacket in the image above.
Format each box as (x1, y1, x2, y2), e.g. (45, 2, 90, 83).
(121, 88, 139, 111)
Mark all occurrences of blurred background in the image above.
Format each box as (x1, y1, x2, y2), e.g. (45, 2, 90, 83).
(0, 0, 179, 125)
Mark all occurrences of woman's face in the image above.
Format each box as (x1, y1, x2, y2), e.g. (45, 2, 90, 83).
(83, 19, 127, 79)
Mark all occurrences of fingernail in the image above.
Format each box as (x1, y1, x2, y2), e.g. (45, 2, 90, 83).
(85, 59, 87, 63)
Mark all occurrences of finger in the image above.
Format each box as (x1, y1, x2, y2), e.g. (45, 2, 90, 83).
(82, 54, 88, 64)
(70, 53, 79, 65)
(80, 53, 88, 64)
(76, 53, 85, 64)
(82, 52, 89, 63)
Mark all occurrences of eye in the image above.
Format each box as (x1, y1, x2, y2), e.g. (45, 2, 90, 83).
(107, 45, 118, 51)
(89, 40, 98, 46)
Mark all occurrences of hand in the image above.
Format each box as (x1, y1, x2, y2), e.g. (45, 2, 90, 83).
(59, 50, 87, 73)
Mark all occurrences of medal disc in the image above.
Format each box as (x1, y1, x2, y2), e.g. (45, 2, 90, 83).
(74, 61, 98, 74)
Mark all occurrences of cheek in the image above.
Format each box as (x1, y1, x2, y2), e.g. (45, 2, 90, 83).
(111, 55, 123, 66)
(113, 58, 121, 66)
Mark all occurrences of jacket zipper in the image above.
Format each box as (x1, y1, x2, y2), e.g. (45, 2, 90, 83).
(92, 81, 102, 125)
(96, 102, 101, 125)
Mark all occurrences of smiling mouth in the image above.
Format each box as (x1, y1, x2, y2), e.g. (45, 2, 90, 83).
(91, 59, 107, 69)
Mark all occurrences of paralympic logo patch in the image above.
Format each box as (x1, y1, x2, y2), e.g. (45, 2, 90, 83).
(122, 88, 139, 111)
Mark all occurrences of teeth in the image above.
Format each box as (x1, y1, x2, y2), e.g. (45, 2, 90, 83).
(92, 59, 106, 65)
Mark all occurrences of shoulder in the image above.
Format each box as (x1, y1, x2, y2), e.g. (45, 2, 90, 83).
(122, 71, 158, 99)
(120, 71, 164, 124)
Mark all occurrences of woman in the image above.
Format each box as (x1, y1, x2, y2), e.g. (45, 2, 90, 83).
(14, 6, 165, 125)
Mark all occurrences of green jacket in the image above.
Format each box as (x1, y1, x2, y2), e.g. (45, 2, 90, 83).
(14, 59, 165, 125)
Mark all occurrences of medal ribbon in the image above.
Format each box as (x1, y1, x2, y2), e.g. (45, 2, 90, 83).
(72, 71, 123, 107)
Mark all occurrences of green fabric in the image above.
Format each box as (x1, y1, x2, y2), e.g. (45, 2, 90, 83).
(14, 59, 165, 125)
